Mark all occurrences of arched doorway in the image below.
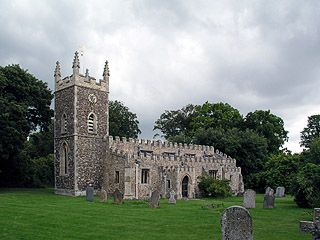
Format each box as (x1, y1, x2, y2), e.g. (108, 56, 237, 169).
(182, 176, 189, 198)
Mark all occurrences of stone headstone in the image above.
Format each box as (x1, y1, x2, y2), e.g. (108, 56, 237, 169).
(275, 187, 285, 198)
(300, 208, 320, 240)
(99, 190, 107, 203)
(221, 206, 253, 240)
(114, 188, 123, 205)
(243, 189, 256, 209)
(184, 197, 189, 203)
(149, 190, 160, 208)
(148, 186, 153, 200)
(168, 190, 176, 204)
(86, 186, 94, 202)
(263, 187, 275, 209)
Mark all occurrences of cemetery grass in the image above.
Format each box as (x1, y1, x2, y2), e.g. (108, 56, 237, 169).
(0, 188, 312, 240)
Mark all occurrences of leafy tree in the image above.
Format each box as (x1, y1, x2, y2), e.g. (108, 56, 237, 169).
(191, 102, 243, 132)
(153, 104, 196, 141)
(109, 100, 141, 138)
(300, 115, 320, 148)
(0, 64, 53, 187)
(244, 110, 288, 153)
(198, 174, 231, 198)
(291, 162, 320, 208)
(256, 152, 300, 193)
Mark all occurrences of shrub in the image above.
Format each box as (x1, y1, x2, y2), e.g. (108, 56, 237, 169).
(198, 175, 231, 198)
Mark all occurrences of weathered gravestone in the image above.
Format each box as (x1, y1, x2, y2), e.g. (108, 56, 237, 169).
(99, 190, 107, 203)
(184, 197, 189, 203)
(149, 190, 160, 208)
(263, 187, 275, 209)
(221, 206, 253, 240)
(114, 188, 123, 205)
(300, 208, 320, 240)
(243, 189, 256, 209)
(275, 187, 285, 198)
(168, 190, 176, 204)
(86, 186, 94, 202)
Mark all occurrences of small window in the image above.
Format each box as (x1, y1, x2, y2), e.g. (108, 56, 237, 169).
(115, 171, 120, 184)
(62, 114, 67, 133)
(88, 113, 97, 133)
(61, 143, 68, 175)
(209, 170, 218, 179)
(141, 169, 149, 184)
(230, 175, 233, 181)
(167, 180, 171, 189)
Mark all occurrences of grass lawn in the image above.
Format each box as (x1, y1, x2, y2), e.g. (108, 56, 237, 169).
(0, 188, 313, 240)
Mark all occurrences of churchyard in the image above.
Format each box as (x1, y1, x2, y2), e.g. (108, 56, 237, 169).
(0, 188, 313, 239)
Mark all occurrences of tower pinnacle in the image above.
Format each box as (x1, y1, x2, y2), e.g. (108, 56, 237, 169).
(54, 61, 61, 82)
(72, 51, 80, 76)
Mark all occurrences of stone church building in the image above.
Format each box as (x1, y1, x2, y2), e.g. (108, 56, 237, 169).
(54, 52, 244, 199)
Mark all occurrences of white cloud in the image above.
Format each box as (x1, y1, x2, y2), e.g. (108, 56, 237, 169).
(1, 0, 320, 153)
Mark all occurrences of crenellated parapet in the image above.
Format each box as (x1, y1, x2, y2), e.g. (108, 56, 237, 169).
(106, 135, 238, 167)
(55, 52, 109, 92)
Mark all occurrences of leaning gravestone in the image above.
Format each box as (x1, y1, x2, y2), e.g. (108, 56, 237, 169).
(300, 208, 320, 240)
(86, 186, 94, 202)
(221, 206, 253, 240)
(275, 187, 285, 198)
(263, 187, 275, 209)
(149, 190, 160, 208)
(114, 188, 123, 205)
(168, 190, 176, 204)
(243, 189, 256, 209)
(99, 190, 107, 203)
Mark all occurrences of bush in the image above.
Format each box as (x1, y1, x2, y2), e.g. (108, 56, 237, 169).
(198, 175, 231, 198)
(291, 163, 320, 208)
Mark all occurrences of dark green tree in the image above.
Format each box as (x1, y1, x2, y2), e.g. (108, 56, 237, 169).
(153, 104, 196, 142)
(300, 115, 320, 148)
(244, 110, 288, 154)
(191, 102, 243, 132)
(0, 64, 53, 187)
(109, 100, 141, 138)
(256, 152, 300, 193)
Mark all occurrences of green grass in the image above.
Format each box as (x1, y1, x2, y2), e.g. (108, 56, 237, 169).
(0, 188, 313, 240)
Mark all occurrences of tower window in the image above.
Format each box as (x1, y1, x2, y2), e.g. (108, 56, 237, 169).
(167, 180, 171, 189)
(141, 169, 149, 184)
(61, 114, 67, 133)
(61, 143, 68, 175)
(88, 113, 97, 133)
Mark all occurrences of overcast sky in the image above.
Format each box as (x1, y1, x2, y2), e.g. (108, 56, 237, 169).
(1, 0, 319, 153)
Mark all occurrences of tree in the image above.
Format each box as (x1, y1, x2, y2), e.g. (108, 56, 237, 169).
(191, 102, 243, 132)
(153, 104, 196, 141)
(244, 110, 288, 154)
(300, 115, 320, 148)
(0, 64, 53, 187)
(256, 152, 300, 193)
(109, 100, 141, 138)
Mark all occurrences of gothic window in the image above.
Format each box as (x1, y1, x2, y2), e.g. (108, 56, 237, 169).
(61, 143, 68, 175)
(209, 170, 218, 179)
(115, 171, 120, 184)
(88, 113, 97, 133)
(61, 113, 67, 133)
(141, 169, 149, 184)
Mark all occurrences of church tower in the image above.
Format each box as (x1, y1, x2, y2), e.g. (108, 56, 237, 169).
(54, 52, 110, 196)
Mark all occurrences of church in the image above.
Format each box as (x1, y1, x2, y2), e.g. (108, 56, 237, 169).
(54, 52, 244, 199)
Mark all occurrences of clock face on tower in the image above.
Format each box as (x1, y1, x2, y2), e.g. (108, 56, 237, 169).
(88, 94, 97, 104)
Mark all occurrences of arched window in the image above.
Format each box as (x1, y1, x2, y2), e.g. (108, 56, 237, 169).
(88, 113, 97, 133)
(61, 143, 68, 175)
(61, 114, 67, 133)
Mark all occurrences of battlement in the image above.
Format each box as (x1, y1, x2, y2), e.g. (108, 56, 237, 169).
(54, 52, 110, 92)
(106, 135, 238, 165)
